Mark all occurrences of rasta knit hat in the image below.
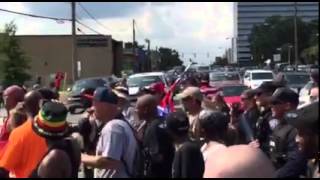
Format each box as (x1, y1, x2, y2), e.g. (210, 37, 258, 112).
(33, 101, 69, 139)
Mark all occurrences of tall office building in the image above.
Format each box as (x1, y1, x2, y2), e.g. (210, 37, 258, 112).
(234, 2, 319, 66)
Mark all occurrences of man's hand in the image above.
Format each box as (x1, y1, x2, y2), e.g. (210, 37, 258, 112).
(249, 139, 260, 148)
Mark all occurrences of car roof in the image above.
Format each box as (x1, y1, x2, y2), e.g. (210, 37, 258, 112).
(282, 72, 309, 75)
(245, 69, 273, 73)
(128, 72, 165, 78)
(209, 71, 240, 75)
(75, 77, 107, 82)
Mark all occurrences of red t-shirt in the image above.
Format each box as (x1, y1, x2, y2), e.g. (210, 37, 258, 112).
(0, 116, 10, 141)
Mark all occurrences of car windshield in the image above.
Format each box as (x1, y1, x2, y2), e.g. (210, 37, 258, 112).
(127, 76, 162, 87)
(222, 86, 248, 97)
(252, 73, 273, 80)
(210, 73, 240, 81)
(198, 66, 210, 71)
(72, 79, 107, 93)
(285, 74, 310, 85)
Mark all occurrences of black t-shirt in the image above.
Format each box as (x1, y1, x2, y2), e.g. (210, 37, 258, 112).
(142, 118, 175, 178)
(172, 141, 204, 178)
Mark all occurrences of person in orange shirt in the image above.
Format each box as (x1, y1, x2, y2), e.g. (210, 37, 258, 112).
(0, 91, 47, 178)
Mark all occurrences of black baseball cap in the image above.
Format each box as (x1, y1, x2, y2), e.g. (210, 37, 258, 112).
(93, 87, 118, 105)
(166, 111, 190, 135)
(270, 87, 299, 105)
(284, 101, 318, 133)
(252, 81, 283, 95)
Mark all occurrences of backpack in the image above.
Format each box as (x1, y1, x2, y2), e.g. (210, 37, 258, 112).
(118, 119, 146, 178)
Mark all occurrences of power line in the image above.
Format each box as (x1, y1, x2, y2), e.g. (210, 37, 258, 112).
(76, 19, 105, 35)
(78, 2, 113, 32)
(0, 8, 71, 22)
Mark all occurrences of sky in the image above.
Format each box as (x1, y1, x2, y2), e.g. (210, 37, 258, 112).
(0, 2, 234, 65)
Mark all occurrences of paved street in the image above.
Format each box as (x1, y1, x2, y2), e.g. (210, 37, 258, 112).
(0, 107, 83, 126)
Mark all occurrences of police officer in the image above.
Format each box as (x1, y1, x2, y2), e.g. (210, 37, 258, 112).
(251, 81, 283, 154)
(284, 101, 319, 178)
(268, 88, 307, 178)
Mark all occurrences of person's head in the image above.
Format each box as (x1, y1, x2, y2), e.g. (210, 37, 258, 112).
(135, 94, 158, 121)
(8, 103, 27, 132)
(285, 101, 318, 159)
(199, 110, 229, 143)
(2, 85, 25, 111)
(177, 87, 203, 112)
(113, 86, 129, 108)
(148, 82, 165, 103)
(270, 88, 299, 120)
(310, 87, 319, 103)
(166, 111, 189, 142)
(92, 87, 119, 122)
(204, 145, 275, 178)
(24, 90, 43, 117)
(213, 93, 226, 105)
(37, 88, 59, 101)
(241, 89, 256, 111)
(33, 101, 69, 140)
(253, 81, 282, 108)
(310, 69, 319, 86)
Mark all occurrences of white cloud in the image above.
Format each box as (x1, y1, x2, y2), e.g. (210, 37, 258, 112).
(0, 2, 234, 65)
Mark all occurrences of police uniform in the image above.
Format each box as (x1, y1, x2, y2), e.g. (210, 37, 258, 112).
(285, 101, 319, 178)
(252, 81, 283, 155)
(269, 88, 308, 178)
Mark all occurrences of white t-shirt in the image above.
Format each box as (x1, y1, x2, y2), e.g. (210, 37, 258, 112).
(95, 119, 138, 178)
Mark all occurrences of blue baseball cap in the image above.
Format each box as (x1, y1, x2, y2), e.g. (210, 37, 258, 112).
(93, 87, 118, 105)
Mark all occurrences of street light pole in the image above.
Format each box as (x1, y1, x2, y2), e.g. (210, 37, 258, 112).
(71, 2, 78, 82)
(145, 39, 150, 71)
(294, 2, 299, 66)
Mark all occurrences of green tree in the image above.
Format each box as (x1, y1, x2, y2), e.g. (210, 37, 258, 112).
(249, 16, 313, 65)
(0, 21, 31, 87)
(158, 47, 183, 70)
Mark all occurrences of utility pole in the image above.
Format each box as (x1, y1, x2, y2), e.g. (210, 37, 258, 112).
(145, 39, 151, 71)
(132, 19, 136, 56)
(71, 2, 78, 82)
(294, 2, 299, 66)
(132, 19, 137, 71)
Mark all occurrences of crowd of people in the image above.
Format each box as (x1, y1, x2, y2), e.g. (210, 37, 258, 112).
(0, 68, 318, 178)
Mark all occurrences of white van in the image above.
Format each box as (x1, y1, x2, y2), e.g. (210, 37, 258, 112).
(243, 70, 274, 89)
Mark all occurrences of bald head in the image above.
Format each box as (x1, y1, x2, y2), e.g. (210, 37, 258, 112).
(3, 85, 25, 111)
(204, 145, 275, 178)
(24, 90, 43, 117)
(136, 94, 158, 121)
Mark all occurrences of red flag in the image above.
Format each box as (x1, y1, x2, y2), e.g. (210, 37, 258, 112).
(160, 78, 181, 112)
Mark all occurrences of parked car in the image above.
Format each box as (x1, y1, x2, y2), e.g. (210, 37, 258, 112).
(67, 77, 117, 112)
(127, 72, 169, 101)
(243, 70, 274, 89)
(280, 72, 310, 93)
(219, 84, 249, 106)
(283, 65, 295, 72)
(275, 63, 289, 72)
(209, 72, 242, 87)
